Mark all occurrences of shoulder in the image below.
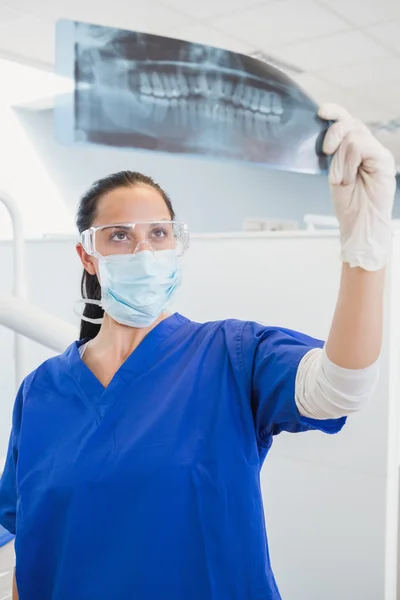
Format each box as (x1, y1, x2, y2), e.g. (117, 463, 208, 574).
(181, 316, 248, 342)
(180, 315, 319, 347)
(241, 322, 323, 346)
(178, 317, 314, 365)
(19, 342, 78, 402)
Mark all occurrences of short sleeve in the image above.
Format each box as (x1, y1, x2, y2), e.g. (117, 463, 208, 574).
(240, 321, 346, 442)
(0, 383, 24, 535)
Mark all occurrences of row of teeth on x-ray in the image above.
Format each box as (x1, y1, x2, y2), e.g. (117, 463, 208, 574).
(134, 72, 284, 117)
(113, 96, 284, 140)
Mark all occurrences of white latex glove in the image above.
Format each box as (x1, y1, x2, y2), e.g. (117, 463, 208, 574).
(318, 103, 397, 271)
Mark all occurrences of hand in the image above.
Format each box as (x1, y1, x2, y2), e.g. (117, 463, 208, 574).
(318, 103, 396, 271)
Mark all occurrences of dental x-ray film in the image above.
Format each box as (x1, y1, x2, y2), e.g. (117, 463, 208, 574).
(55, 20, 330, 174)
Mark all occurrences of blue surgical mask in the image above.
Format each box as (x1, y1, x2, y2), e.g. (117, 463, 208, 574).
(80, 249, 181, 328)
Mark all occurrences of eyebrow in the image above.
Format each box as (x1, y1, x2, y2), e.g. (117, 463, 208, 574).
(92, 220, 173, 228)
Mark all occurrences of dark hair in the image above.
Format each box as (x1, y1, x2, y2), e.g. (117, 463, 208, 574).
(76, 170, 175, 341)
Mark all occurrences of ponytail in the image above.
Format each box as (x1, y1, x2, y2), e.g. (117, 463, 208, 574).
(79, 271, 104, 340)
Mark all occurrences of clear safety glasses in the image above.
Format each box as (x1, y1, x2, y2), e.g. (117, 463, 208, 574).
(81, 220, 189, 258)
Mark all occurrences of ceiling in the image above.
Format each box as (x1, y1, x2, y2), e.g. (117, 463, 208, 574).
(1, 0, 400, 161)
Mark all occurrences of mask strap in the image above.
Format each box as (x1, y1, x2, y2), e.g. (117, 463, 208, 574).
(82, 277, 88, 300)
(74, 299, 104, 325)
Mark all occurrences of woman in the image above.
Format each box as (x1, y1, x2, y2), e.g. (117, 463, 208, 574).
(0, 104, 396, 600)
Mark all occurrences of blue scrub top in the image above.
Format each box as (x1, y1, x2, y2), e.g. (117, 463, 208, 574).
(0, 523, 14, 547)
(0, 313, 345, 600)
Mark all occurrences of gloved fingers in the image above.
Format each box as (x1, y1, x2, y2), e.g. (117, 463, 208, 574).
(329, 143, 350, 187)
(342, 138, 362, 186)
(318, 103, 352, 122)
(322, 117, 367, 156)
(329, 130, 395, 185)
(360, 141, 397, 174)
(323, 119, 354, 156)
(329, 131, 372, 186)
(346, 130, 396, 173)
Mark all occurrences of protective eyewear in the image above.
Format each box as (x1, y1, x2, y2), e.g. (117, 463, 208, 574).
(81, 221, 189, 258)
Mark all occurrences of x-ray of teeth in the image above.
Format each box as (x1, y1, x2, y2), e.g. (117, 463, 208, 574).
(55, 20, 330, 174)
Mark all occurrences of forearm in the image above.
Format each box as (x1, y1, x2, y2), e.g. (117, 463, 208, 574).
(296, 263, 384, 419)
(325, 263, 386, 369)
(13, 571, 18, 600)
(295, 103, 394, 419)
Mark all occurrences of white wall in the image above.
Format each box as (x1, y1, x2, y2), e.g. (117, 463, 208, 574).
(0, 107, 383, 236)
(2, 107, 400, 238)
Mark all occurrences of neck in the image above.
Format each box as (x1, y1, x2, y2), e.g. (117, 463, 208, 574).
(90, 312, 169, 360)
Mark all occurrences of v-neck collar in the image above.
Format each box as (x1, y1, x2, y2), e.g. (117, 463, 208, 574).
(67, 312, 188, 422)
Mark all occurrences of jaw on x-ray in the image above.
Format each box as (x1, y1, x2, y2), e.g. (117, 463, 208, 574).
(56, 20, 330, 174)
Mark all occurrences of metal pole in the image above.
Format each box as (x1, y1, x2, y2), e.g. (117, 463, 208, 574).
(0, 191, 27, 390)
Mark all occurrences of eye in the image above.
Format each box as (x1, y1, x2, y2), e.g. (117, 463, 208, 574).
(110, 230, 130, 242)
(150, 227, 168, 239)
